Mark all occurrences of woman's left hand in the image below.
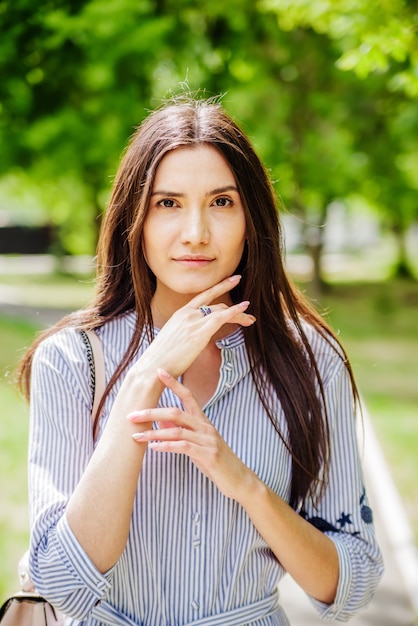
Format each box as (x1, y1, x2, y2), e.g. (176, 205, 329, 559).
(128, 369, 255, 501)
(129, 372, 340, 605)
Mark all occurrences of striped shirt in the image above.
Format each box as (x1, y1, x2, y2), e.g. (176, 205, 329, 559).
(28, 311, 383, 625)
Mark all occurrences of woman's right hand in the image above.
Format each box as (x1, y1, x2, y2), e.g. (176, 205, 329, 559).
(133, 275, 255, 380)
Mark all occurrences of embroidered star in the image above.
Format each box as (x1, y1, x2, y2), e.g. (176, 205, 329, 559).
(337, 512, 352, 528)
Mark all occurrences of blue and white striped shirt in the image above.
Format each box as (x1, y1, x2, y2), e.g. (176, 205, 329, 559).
(28, 311, 383, 625)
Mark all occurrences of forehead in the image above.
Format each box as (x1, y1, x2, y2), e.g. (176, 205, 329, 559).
(153, 144, 235, 187)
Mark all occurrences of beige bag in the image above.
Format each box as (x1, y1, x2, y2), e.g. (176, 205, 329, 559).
(0, 593, 64, 626)
(0, 330, 105, 626)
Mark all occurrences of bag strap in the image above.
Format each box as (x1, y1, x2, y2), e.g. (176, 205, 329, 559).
(79, 329, 106, 442)
(16, 330, 107, 598)
(85, 330, 106, 422)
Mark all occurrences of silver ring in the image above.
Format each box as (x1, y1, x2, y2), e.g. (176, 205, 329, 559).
(199, 305, 212, 317)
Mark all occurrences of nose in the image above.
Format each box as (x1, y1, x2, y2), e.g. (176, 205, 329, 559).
(180, 208, 209, 245)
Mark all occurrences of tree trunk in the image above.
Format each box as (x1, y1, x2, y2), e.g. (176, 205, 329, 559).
(304, 203, 330, 298)
(308, 235, 326, 297)
(392, 224, 415, 280)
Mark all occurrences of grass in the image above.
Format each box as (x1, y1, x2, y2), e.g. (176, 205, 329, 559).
(323, 285, 418, 623)
(0, 267, 417, 602)
(0, 316, 41, 601)
(317, 279, 418, 541)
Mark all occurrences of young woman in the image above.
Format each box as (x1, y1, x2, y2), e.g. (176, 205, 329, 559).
(19, 98, 383, 625)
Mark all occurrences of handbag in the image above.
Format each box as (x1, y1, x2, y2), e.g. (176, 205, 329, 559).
(0, 330, 106, 625)
(0, 593, 64, 626)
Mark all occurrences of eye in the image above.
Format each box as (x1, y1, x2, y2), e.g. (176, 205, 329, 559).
(213, 196, 232, 207)
(158, 198, 178, 209)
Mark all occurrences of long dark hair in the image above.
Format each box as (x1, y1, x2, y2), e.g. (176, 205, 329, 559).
(17, 97, 358, 510)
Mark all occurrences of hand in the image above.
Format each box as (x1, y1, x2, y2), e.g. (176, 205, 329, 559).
(128, 370, 257, 501)
(133, 275, 256, 380)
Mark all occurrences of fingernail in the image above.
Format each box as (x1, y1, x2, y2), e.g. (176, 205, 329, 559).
(132, 432, 145, 440)
(127, 410, 148, 420)
(238, 300, 250, 309)
(228, 275, 241, 283)
(249, 315, 256, 322)
(157, 368, 170, 379)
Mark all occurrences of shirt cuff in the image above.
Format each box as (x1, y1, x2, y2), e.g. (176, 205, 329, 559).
(51, 514, 115, 617)
(309, 533, 352, 620)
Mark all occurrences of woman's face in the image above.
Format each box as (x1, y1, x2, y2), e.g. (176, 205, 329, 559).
(143, 144, 246, 312)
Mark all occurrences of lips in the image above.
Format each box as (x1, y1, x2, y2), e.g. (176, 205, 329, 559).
(174, 255, 215, 267)
(174, 255, 214, 262)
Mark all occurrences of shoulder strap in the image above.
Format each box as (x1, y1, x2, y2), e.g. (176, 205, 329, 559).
(80, 329, 106, 441)
(17, 331, 107, 596)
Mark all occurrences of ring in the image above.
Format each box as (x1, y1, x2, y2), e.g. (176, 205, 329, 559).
(199, 305, 212, 317)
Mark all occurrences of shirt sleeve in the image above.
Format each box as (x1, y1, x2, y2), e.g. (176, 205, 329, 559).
(27, 329, 114, 619)
(300, 358, 384, 621)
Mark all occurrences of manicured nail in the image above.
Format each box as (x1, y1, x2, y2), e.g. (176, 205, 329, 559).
(238, 300, 250, 309)
(157, 368, 170, 379)
(228, 275, 241, 283)
(132, 432, 145, 441)
(127, 410, 148, 420)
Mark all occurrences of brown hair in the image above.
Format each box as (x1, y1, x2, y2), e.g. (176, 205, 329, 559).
(17, 97, 358, 509)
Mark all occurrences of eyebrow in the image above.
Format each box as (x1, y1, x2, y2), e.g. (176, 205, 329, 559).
(151, 185, 239, 197)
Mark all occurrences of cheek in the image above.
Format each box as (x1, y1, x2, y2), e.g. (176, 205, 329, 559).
(142, 219, 158, 268)
(230, 219, 247, 258)
(142, 214, 161, 255)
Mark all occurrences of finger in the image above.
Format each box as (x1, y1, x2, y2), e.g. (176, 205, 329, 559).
(198, 300, 256, 329)
(196, 300, 248, 321)
(216, 300, 255, 324)
(132, 423, 208, 449)
(127, 406, 183, 424)
(195, 300, 256, 328)
(147, 439, 198, 454)
(132, 425, 188, 443)
(157, 369, 204, 416)
(188, 274, 242, 309)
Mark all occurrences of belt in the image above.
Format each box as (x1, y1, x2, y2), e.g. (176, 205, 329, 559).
(186, 589, 284, 625)
(91, 589, 286, 625)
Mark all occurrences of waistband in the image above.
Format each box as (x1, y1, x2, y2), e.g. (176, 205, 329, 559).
(91, 589, 283, 625)
(186, 589, 281, 625)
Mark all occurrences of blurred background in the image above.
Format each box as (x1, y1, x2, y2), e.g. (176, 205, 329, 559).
(0, 0, 417, 621)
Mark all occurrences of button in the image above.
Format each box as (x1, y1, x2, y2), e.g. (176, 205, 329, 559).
(193, 512, 200, 523)
(191, 600, 200, 610)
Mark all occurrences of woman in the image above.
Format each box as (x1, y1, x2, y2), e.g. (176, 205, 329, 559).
(19, 97, 383, 625)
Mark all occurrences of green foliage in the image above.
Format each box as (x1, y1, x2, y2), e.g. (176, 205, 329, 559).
(0, 0, 417, 273)
(262, 0, 418, 91)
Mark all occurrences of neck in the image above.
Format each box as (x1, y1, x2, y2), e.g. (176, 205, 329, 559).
(150, 293, 193, 328)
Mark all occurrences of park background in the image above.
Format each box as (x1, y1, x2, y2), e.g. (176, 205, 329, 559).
(0, 0, 417, 620)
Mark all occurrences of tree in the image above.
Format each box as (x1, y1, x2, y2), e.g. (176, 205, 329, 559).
(262, 0, 418, 279)
(261, 0, 418, 93)
(1, 0, 417, 285)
